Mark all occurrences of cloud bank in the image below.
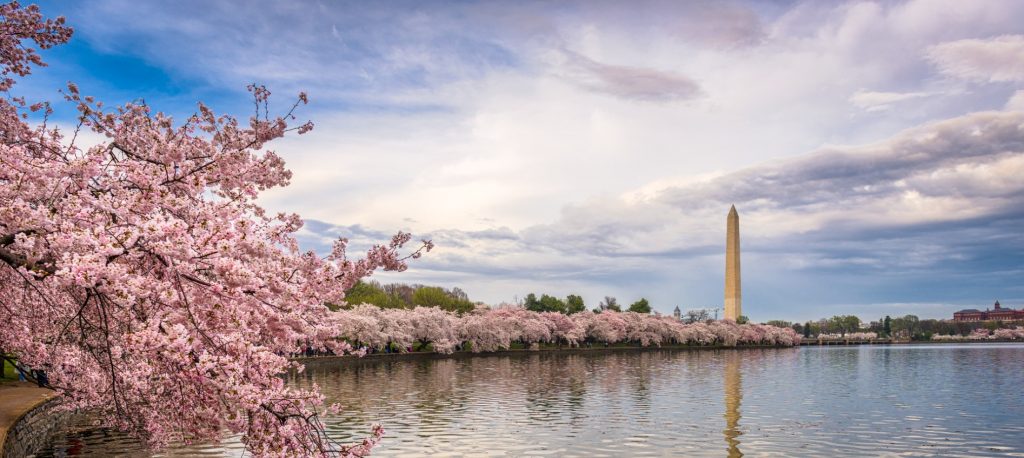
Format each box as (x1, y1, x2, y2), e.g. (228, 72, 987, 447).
(26, 0, 1024, 321)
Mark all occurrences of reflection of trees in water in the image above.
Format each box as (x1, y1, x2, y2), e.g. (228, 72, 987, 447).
(723, 350, 743, 457)
(287, 349, 794, 449)
(627, 352, 652, 408)
(295, 352, 674, 426)
(289, 357, 467, 436)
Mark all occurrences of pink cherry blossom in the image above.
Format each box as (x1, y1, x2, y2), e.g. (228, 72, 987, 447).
(0, 4, 429, 455)
(408, 306, 459, 353)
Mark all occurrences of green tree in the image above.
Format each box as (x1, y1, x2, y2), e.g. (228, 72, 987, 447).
(524, 293, 541, 311)
(628, 298, 651, 314)
(883, 315, 892, 337)
(565, 294, 586, 314)
(539, 294, 567, 313)
(844, 315, 861, 334)
(867, 317, 884, 336)
(413, 286, 452, 308)
(826, 315, 861, 336)
(803, 321, 812, 338)
(736, 315, 750, 324)
(600, 296, 621, 312)
(411, 286, 474, 313)
(524, 293, 567, 313)
(341, 280, 394, 309)
(892, 314, 920, 339)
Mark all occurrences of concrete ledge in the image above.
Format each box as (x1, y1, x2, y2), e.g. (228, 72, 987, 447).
(0, 383, 68, 458)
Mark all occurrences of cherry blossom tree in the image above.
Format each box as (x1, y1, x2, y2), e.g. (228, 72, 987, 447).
(992, 327, 1024, 340)
(337, 307, 387, 350)
(496, 307, 553, 345)
(459, 311, 513, 352)
(621, 311, 662, 347)
(589, 310, 628, 343)
(680, 321, 715, 345)
(540, 311, 580, 346)
(0, 3, 431, 455)
(739, 323, 766, 344)
(408, 306, 459, 353)
(377, 306, 417, 350)
(650, 316, 686, 344)
(709, 320, 742, 346)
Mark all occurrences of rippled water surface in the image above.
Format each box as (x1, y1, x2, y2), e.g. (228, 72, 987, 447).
(38, 344, 1024, 456)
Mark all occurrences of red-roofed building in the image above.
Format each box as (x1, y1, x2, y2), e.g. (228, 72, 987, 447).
(953, 301, 1024, 322)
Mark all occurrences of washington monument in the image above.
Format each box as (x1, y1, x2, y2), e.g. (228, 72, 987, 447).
(725, 205, 742, 321)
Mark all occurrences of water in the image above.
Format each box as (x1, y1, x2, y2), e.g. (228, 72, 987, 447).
(38, 344, 1024, 456)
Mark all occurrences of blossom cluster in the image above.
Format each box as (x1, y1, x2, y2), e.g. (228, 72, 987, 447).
(332, 305, 803, 352)
(931, 327, 1024, 341)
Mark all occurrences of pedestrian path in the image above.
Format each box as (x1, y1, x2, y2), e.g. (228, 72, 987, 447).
(0, 382, 55, 452)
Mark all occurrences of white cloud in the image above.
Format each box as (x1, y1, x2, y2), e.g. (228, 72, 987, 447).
(303, 110, 1024, 321)
(33, 0, 1024, 320)
(1007, 90, 1024, 111)
(849, 90, 933, 112)
(927, 35, 1024, 83)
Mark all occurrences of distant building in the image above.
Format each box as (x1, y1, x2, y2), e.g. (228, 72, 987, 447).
(673, 306, 681, 320)
(953, 301, 1024, 322)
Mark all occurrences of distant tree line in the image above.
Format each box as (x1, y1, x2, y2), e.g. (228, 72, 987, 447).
(342, 283, 664, 317)
(772, 314, 1024, 341)
(340, 280, 477, 313)
(522, 294, 653, 315)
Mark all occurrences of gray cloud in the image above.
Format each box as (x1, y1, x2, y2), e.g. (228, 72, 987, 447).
(50, 0, 768, 110)
(555, 51, 703, 102)
(44, 0, 1024, 321)
(298, 109, 1024, 319)
(572, 0, 767, 49)
(664, 111, 1024, 209)
(671, 1, 766, 48)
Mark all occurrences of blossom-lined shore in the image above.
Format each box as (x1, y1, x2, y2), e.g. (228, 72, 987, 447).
(931, 327, 1024, 341)
(324, 305, 803, 355)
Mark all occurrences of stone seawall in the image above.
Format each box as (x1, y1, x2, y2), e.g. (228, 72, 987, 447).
(1, 390, 69, 458)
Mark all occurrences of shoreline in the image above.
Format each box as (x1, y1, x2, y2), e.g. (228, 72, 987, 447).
(294, 338, 1024, 367)
(294, 342, 799, 367)
(800, 338, 1021, 346)
(0, 382, 67, 458)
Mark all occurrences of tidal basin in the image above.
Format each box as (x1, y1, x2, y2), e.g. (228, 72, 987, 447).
(40, 344, 1024, 456)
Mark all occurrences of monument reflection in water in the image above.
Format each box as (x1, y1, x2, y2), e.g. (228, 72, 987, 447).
(723, 350, 742, 457)
(36, 344, 1024, 456)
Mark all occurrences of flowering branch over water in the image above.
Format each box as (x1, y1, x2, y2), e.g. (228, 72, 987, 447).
(0, 3, 427, 456)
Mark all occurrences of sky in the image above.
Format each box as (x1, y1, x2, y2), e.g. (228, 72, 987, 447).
(20, 0, 1024, 322)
